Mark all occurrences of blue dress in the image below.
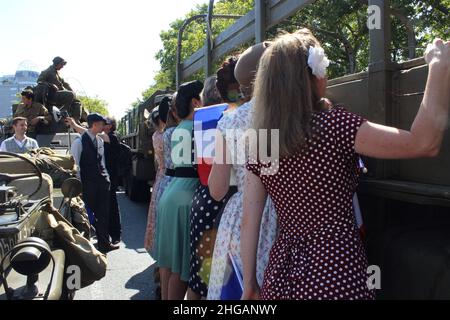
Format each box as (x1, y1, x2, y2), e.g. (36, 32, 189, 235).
(156, 120, 199, 281)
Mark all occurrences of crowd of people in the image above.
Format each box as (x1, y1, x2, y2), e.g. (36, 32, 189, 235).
(0, 114, 123, 255)
(1, 56, 85, 153)
(0, 57, 123, 255)
(1, 29, 449, 300)
(144, 29, 450, 300)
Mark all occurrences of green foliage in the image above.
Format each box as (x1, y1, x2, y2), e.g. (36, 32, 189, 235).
(79, 95, 109, 116)
(268, 0, 449, 77)
(130, 0, 449, 112)
(155, 0, 254, 88)
(128, 0, 254, 112)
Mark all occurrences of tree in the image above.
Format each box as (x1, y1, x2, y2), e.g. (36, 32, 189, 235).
(270, 0, 449, 77)
(131, 0, 254, 108)
(131, 0, 449, 109)
(79, 95, 109, 116)
(155, 0, 254, 88)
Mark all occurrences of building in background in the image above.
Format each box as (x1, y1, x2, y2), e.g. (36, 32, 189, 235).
(0, 60, 39, 119)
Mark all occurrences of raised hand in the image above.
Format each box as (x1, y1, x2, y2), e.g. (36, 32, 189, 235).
(425, 38, 450, 70)
(64, 117, 75, 127)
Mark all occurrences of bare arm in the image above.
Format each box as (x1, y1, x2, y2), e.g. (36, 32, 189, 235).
(209, 131, 232, 201)
(65, 117, 110, 142)
(241, 171, 268, 300)
(355, 39, 450, 159)
(66, 117, 87, 135)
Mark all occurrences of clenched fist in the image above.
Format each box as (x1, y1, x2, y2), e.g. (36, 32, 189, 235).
(425, 38, 450, 71)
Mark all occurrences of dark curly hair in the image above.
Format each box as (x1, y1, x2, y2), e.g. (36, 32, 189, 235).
(216, 56, 239, 103)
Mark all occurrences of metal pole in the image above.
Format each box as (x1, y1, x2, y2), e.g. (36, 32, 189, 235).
(176, 13, 243, 88)
(255, 0, 266, 43)
(368, 0, 393, 178)
(369, 0, 392, 70)
(177, 15, 207, 89)
(67, 125, 72, 155)
(205, 0, 215, 78)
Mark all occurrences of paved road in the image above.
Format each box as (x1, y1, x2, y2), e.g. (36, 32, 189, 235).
(75, 191, 157, 300)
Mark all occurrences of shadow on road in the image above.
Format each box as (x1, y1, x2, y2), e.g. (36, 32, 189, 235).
(118, 191, 150, 251)
(126, 265, 158, 300)
(118, 192, 159, 300)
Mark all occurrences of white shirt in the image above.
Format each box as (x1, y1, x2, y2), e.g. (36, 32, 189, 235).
(0, 135, 39, 152)
(71, 130, 110, 182)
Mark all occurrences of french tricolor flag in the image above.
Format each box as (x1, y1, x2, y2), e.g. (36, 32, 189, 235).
(193, 104, 229, 186)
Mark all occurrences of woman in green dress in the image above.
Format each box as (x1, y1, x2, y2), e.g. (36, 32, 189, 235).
(156, 80, 204, 300)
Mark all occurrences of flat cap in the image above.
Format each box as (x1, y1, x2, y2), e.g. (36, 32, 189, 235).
(87, 113, 107, 124)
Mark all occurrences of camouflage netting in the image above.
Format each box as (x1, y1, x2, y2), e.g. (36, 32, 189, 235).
(26, 148, 75, 188)
(33, 158, 73, 188)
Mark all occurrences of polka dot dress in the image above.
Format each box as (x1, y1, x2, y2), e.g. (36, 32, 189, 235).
(189, 184, 235, 297)
(247, 107, 375, 300)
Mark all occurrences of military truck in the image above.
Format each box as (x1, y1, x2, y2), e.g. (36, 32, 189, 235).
(0, 152, 104, 300)
(119, 90, 172, 202)
(0, 97, 104, 300)
(173, 0, 450, 299)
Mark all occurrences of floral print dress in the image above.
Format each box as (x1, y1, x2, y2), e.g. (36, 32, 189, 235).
(144, 130, 165, 252)
(207, 101, 278, 300)
(149, 126, 177, 256)
(155, 127, 177, 211)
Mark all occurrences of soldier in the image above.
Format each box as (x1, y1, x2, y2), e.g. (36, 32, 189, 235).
(38, 57, 82, 122)
(14, 89, 52, 137)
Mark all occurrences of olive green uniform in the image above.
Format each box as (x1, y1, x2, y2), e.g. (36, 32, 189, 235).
(14, 102, 52, 133)
(38, 65, 81, 121)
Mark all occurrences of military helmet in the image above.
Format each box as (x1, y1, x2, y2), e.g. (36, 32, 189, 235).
(53, 56, 67, 66)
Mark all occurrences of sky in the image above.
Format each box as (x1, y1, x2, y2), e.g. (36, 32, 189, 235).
(0, 0, 208, 118)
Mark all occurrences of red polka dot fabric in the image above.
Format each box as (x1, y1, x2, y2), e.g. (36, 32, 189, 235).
(247, 107, 375, 300)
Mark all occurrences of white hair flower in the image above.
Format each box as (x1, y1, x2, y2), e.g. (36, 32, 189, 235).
(308, 46, 330, 79)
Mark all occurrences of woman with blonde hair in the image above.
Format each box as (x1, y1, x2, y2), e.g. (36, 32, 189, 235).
(242, 30, 450, 300)
(207, 43, 278, 300)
